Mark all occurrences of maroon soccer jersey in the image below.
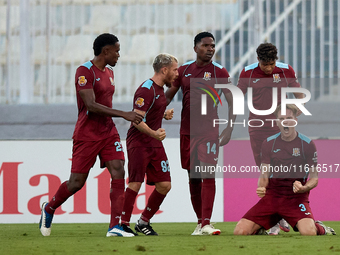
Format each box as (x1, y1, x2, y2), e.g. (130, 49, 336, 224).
(172, 61, 231, 136)
(237, 62, 300, 132)
(261, 132, 317, 199)
(72, 61, 117, 141)
(127, 79, 166, 149)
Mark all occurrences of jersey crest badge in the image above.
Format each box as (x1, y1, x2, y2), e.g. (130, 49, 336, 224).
(273, 73, 281, 83)
(109, 77, 115, 86)
(203, 72, 211, 81)
(292, 148, 300, 157)
(135, 97, 144, 107)
(78, 76, 87, 86)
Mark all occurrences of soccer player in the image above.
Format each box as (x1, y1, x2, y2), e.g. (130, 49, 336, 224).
(233, 104, 336, 236)
(237, 43, 305, 234)
(119, 53, 178, 236)
(39, 33, 143, 237)
(165, 32, 235, 235)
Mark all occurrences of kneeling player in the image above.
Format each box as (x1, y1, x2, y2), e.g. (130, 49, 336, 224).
(234, 104, 336, 236)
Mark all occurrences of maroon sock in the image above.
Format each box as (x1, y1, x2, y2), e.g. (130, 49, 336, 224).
(121, 188, 138, 226)
(189, 178, 202, 224)
(46, 181, 73, 215)
(140, 189, 166, 223)
(315, 222, 326, 235)
(109, 179, 125, 228)
(201, 179, 215, 227)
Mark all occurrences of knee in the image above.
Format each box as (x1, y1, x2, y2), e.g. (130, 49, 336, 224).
(233, 226, 249, 236)
(299, 226, 317, 236)
(128, 182, 142, 193)
(156, 182, 171, 195)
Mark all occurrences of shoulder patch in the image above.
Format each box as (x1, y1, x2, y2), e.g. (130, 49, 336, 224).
(82, 61, 93, 70)
(276, 62, 289, 69)
(298, 133, 311, 144)
(245, 62, 258, 72)
(182, 60, 195, 66)
(267, 132, 281, 142)
(141, 79, 153, 90)
(212, 61, 223, 69)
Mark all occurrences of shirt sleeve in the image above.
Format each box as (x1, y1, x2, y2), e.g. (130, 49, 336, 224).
(133, 86, 155, 113)
(305, 140, 317, 167)
(75, 66, 95, 92)
(287, 65, 301, 88)
(236, 69, 248, 95)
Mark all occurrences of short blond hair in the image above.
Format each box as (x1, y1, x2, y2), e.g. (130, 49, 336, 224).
(153, 53, 178, 73)
(274, 104, 299, 117)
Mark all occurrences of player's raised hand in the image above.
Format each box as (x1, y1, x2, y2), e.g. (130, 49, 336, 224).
(256, 187, 266, 198)
(154, 128, 166, 141)
(124, 111, 143, 124)
(164, 108, 174, 120)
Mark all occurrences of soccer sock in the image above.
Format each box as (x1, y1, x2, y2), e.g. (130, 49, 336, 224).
(189, 178, 202, 224)
(140, 189, 166, 223)
(315, 222, 326, 235)
(46, 181, 73, 215)
(121, 188, 138, 226)
(109, 179, 125, 229)
(201, 178, 216, 227)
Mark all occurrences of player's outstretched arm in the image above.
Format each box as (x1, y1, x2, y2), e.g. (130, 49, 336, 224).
(133, 109, 166, 141)
(165, 86, 180, 106)
(79, 89, 143, 124)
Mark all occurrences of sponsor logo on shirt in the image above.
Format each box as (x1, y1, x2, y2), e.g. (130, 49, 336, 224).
(96, 78, 101, 81)
(185, 74, 192, 77)
(253, 78, 260, 83)
(273, 149, 281, 153)
(292, 148, 300, 157)
(109, 77, 115, 86)
(135, 97, 144, 107)
(203, 72, 211, 81)
(155, 95, 160, 99)
(273, 73, 281, 83)
(78, 76, 87, 86)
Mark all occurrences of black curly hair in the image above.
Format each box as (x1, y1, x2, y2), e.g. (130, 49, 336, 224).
(256, 43, 278, 62)
(93, 33, 119, 56)
(194, 32, 215, 47)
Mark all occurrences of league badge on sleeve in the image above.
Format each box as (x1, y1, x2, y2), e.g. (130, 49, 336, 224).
(135, 97, 144, 107)
(78, 76, 87, 86)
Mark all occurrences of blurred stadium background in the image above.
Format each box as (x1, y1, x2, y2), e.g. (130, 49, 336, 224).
(0, 0, 339, 139)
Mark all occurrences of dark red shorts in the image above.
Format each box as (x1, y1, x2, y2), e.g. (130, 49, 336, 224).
(71, 135, 125, 173)
(249, 128, 280, 167)
(127, 146, 171, 185)
(243, 194, 314, 230)
(180, 134, 219, 171)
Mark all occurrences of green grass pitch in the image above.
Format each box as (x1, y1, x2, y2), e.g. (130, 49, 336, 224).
(0, 222, 339, 255)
